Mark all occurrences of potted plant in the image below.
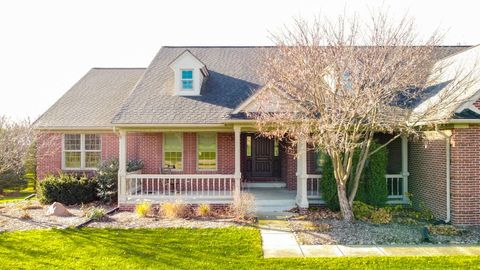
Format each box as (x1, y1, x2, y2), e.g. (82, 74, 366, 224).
(127, 160, 144, 174)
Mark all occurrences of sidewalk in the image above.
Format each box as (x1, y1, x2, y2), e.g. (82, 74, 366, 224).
(258, 219, 480, 258)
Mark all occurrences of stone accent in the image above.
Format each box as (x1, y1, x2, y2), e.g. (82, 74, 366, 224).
(46, 202, 71, 217)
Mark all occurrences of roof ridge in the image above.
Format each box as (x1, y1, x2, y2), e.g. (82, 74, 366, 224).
(161, 45, 474, 49)
(91, 67, 146, 70)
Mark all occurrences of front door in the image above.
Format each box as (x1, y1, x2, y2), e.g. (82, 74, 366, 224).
(252, 136, 274, 177)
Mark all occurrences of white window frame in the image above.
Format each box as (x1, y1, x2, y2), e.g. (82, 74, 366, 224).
(196, 132, 218, 171)
(163, 132, 184, 171)
(62, 134, 102, 170)
(180, 69, 194, 91)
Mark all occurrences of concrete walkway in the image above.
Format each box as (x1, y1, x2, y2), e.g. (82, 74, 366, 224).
(259, 219, 480, 258)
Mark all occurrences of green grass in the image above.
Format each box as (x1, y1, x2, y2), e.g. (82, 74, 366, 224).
(0, 177, 35, 203)
(0, 228, 479, 269)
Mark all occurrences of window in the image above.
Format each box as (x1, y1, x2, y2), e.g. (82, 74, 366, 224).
(181, 69, 193, 90)
(164, 133, 183, 170)
(63, 134, 101, 169)
(197, 133, 217, 170)
(246, 135, 252, 157)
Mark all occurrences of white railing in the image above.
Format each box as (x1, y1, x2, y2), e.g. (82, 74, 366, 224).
(386, 174, 404, 199)
(307, 174, 322, 198)
(124, 174, 236, 200)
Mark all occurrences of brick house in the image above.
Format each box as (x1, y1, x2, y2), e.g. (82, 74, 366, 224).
(34, 46, 480, 224)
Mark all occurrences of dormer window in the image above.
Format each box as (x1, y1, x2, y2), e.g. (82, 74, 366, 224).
(169, 50, 208, 96)
(181, 70, 194, 90)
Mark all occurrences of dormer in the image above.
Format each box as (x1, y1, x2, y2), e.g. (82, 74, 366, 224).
(169, 50, 208, 96)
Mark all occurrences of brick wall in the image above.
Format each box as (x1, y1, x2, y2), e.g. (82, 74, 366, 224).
(37, 131, 235, 179)
(36, 133, 62, 180)
(451, 126, 480, 225)
(281, 140, 297, 190)
(408, 136, 448, 220)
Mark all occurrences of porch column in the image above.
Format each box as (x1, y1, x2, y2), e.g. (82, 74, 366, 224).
(118, 130, 127, 202)
(296, 137, 309, 208)
(401, 135, 409, 203)
(234, 126, 242, 200)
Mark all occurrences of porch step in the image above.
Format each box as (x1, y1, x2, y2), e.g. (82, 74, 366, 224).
(244, 182, 286, 188)
(254, 198, 297, 213)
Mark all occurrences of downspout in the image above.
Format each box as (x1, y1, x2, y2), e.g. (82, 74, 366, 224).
(436, 125, 452, 223)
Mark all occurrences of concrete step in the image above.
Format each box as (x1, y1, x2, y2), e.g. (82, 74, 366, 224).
(255, 199, 296, 207)
(255, 205, 296, 213)
(244, 182, 286, 188)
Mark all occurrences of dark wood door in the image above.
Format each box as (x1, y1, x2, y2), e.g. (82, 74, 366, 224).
(252, 137, 274, 177)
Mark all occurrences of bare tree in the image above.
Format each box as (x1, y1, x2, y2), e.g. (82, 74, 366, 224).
(254, 11, 479, 222)
(0, 116, 36, 193)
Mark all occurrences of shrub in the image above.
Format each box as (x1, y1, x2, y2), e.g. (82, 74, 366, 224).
(94, 158, 119, 204)
(197, 203, 211, 217)
(160, 201, 186, 219)
(370, 208, 392, 224)
(364, 141, 388, 207)
(320, 140, 388, 211)
(229, 192, 255, 220)
(428, 225, 464, 236)
(83, 207, 106, 221)
(39, 174, 97, 205)
(94, 158, 144, 203)
(20, 210, 31, 220)
(136, 202, 152, 218)
(352, 201, 375, 221)
(127, 160, 144, 172)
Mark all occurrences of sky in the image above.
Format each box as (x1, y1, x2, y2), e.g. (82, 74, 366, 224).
(0, 0, 479, 121)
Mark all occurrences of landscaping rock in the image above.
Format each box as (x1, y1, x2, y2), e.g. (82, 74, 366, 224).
(46, 202, 72, 217)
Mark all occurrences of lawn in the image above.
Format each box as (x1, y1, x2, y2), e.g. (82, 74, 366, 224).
(0, 228, 479, 269)
(0, 177, 35, 203)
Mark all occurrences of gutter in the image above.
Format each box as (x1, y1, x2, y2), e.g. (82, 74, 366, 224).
(435, 125, 452, 223)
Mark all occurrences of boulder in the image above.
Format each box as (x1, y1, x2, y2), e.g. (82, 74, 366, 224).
(46, 202, 72, 217)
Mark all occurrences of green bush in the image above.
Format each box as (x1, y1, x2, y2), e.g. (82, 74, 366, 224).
(94, 158, 119, 203)
(39, 174, 97, 205)
(319, 140, 388, 211)
(94, 158, 144, 203)
(352, 201, 375, 221)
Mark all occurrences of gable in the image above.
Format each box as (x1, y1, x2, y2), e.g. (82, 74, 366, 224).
(233, 87, 302, 114)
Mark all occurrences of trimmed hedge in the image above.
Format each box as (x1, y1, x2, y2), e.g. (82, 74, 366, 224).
(319, 140, 388, 210)
(39, 174, 97, 205)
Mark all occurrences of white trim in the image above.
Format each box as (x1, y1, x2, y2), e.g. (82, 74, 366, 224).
(162, 132, 184, 171)
(196, 132, 218, 171)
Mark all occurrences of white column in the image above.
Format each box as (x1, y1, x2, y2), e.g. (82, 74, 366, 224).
(234, 126, 242, 200)
(118, 130, 127, 202)
(401, 135, 409, 203)
(296, 137, 309, 208)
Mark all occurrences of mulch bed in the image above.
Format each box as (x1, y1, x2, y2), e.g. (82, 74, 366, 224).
(0, 200, 243, 231)
(288, 208, 480, 245)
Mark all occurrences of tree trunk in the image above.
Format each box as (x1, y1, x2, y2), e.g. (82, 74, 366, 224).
(337, 183, 355, 222)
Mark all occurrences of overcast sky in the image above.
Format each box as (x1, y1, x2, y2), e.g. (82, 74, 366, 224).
(1, 0, 479, 120)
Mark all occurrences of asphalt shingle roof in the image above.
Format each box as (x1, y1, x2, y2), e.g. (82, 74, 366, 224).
(35, 46, 475, 128)
(34, 68, 145, 128)
(111, 47, 267, 124)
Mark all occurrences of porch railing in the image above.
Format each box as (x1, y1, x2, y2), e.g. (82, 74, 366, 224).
(306, 174, 322, 199)
(124, 174, 236, 200)
(305, 174, 405, 201)
(386, 174, 404, 199)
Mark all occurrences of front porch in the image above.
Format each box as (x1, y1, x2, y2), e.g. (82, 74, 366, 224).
(116, 127, 410, 210)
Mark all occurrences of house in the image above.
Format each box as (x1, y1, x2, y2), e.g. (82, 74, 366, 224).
(34, 46, 480, 225)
